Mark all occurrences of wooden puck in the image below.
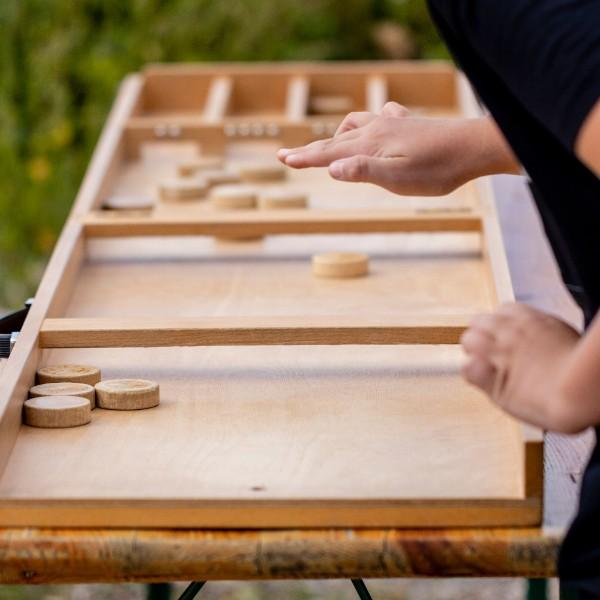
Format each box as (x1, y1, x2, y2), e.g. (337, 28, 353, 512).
(158, 177, 208, 202)
(259, 188, 308, 210)
(210, 185, 257, 210)
(312, 252, 369, 279)
(23, 396, 92, 429)
(95, 379, 160, 410)
(202, 169, 241, 187)
(30, 382, 96, 409)
(238, 162, 287, 183)
(102, 194, 154, 211)
(37, 364, 101, 387)
(177, 156, 224, 177)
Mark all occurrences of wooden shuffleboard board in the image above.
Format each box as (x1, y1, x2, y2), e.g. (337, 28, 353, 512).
(0, 62, 542, 528)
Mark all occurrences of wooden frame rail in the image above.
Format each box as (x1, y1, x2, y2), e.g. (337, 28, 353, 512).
(40, 316, 470, 348)
(83, 210, 482, 238)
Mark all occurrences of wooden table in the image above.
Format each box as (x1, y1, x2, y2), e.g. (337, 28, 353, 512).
(0, 62, 591, 583)
(0, 174, 591, 585)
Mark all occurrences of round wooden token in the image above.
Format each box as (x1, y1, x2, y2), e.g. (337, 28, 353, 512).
(24, 396, 92, 429)
(37, 364, 101, 387)
(202, 169, 241, 187)
(258, 188, 308, 210)
(158, 177, 208, 202)
(210, 185, 257, 210)
(238, 162, 287, 183)
(312, 252, 369, 279)
(102, 194, 154, 211)
(95, 379, 160, 411)
(177, 156, 224, 177)
(29, 382, 96, 409)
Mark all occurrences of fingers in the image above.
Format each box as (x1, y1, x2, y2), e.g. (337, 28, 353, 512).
(381, 101, 409, 118)
(335, 111, 377, 136)
(335, 104, 408, 136)
(462, 357, 497, 397)
(278, 130, 362, 168)
(328, 155, 403, 185)
(278, 103, 409, 168)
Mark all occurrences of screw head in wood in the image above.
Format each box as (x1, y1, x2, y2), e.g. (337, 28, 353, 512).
(95, 379, 160, 411)
(23, 396, 92, 429)
(312, 252, 369, 279)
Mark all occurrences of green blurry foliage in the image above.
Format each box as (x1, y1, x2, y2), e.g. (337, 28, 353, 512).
(0, 0, 445, 308)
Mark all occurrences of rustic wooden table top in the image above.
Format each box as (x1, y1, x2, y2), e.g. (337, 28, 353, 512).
(0, 175, 592, 583)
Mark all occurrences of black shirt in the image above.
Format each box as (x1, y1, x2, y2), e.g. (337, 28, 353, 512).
(427, 0, 600, 593)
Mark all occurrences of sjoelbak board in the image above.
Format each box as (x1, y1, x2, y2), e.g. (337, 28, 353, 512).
(0, 62, 542, 528)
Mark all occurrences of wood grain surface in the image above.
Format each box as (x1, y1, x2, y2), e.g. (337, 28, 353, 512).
(0, 64, 584, 582)
(39, 315, 470, 347)
(0, 527, 560, 583)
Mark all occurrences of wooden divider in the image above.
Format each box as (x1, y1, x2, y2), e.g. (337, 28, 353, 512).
(83, 210, 482, 238)
(40, 315, 470, 348)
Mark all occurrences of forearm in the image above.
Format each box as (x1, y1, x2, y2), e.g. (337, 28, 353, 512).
(576, 97, 600, 177)
(556, 314, 600, 432)
(461, 116, 521, 181)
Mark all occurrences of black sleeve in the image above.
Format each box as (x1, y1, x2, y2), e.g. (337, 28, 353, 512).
(429, 0, 600, 152)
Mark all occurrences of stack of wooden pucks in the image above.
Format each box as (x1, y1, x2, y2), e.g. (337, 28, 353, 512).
(24, 364, 160, 429)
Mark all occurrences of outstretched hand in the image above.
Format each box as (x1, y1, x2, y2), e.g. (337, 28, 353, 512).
(278, 102, 519, 196)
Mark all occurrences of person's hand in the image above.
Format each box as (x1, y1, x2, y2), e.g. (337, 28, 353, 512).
(461, 303, 583, 433)
(278, 102, 519, 196)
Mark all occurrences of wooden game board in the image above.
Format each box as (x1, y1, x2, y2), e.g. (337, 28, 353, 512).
(0, 62, 542, 528)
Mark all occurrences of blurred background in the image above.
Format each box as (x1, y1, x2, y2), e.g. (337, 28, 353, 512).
(0, 0, 446, 310)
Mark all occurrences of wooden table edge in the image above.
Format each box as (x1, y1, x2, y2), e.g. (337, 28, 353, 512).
(0, 526, 562, 584)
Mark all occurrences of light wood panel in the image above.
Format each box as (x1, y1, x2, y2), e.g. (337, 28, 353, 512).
(0, 62, 542, 530)
(0, 344, 533, 527)
(39, 315, 470, 348)
(83, 209, 482, 238)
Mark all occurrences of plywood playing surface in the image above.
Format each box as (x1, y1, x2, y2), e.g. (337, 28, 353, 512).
(0, 62, 542, 528)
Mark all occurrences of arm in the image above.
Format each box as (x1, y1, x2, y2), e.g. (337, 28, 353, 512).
(576, 97, 600, 178)
(278, 102, 520, 196)
(462, 303, 600, 434)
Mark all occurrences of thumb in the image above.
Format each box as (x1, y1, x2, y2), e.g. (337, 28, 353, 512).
(328, 155, 401, 184)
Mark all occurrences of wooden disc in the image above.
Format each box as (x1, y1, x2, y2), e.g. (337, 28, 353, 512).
(210, 185, 257, 210)
(158, 177, 208, 202)
(238, 162, 287, 183)
(102, 194, 154, 211)
(312, 252, 369, 279)
(23, 396, 92, 429)
(203, 169, 241, 187)
(95, 379, 160, 411)
(177, 156, 224, 177)
(29, 382, 96, 409)
(258, 188, 308, 210)
(37, 364, 101, 387)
